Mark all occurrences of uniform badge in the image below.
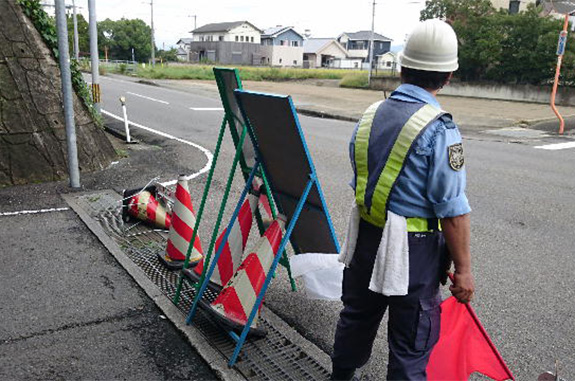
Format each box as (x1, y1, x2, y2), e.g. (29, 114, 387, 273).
(448, 143, 464, 171)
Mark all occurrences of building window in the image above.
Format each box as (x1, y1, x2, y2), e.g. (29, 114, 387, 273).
(293, 60, 297, 65)
(251, 36, 254, 42)
(279, 58, 282, 63)
(241, 36, 244, 42)
(386, 61, 392, 67)
(509, 0, 520, 14)
(291, 41, 299, 47)
(219, 36, 223, 41)
(235, 36, 239, 42)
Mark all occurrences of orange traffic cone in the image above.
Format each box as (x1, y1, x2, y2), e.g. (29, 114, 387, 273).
(159, 175, 203, 270)
(200, 216, 286, 336)
(184, 191, 258, 291)
(124, 187, 171, 230)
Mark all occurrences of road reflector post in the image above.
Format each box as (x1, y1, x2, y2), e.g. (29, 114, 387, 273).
(119, 96, 132, 143)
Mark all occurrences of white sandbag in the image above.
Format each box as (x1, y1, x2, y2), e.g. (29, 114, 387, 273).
(289, 253, 344, 301)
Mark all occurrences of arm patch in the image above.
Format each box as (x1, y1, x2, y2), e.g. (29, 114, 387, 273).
(448, 143, 464, 171)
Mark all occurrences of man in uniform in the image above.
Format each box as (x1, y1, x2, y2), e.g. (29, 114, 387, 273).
(331, 19, 475, 380)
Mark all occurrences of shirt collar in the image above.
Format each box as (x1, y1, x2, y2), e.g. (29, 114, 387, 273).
(390, 84, 442, 109)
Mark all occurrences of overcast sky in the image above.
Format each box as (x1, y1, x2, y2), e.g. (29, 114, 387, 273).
(55, 0, 426, 49)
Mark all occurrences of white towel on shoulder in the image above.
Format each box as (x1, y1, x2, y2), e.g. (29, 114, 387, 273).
(368, 210, 409, 296)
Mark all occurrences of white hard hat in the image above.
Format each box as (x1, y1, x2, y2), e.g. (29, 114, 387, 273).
(399, 19, 459, 72)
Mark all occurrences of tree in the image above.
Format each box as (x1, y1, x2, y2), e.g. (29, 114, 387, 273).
(420, 0, 575, 85)
(97, 18, 152, 62)
(66, 13, 89, 57)
(157, 48, 178, 62)
(420, 0, 495, 23)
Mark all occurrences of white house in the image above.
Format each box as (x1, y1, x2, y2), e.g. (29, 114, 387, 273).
(303, 38, 349, 68)
(260, 26, 304, 67)
(191, 21, 262, 44)
(377, 52, 397, 72)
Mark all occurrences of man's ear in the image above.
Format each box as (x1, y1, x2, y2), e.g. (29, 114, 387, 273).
(445, 72, 453, 86)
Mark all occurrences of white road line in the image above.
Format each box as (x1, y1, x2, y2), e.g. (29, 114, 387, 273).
(127, 91, 169, 105)
(534, 142, 575, 150)
(0, 207, 69, 217)
(101, 109, 213, 187)
(189, 107, 224, 111)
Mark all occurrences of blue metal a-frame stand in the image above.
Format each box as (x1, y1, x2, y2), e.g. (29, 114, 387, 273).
(187, 89, 340, 367)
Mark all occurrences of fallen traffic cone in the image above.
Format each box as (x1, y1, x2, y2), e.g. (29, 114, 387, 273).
(184, 191, 259, 291)
(159, 175, 203, 271)
(200, 215, 286, 337)
(124, 187, 172, 230)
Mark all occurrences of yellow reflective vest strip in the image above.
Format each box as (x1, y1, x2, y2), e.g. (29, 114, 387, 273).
(355, 103, 443, 228)
(354, 100, 383, 212)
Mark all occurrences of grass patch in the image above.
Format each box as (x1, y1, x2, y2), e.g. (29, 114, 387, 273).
(339, 72, 369, 88)
(115, 148, 128, 158)
(104, 63, 368, 82)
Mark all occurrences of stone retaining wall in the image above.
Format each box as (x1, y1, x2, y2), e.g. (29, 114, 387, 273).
(0, 0, 116, 187)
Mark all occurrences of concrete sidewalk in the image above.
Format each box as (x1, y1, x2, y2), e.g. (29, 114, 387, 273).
(0, 133, 217, 380)
(152, 76, 575, 133)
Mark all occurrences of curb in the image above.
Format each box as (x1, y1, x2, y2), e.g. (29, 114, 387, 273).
(296, 108, 359, 123)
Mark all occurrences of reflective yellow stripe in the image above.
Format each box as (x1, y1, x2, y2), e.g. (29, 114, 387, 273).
(354, 101, 384, 209)
(365, 104, 443, 227)
(406, 218, 442, 232)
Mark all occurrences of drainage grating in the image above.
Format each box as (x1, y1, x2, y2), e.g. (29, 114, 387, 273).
(74, 190, 330, 381)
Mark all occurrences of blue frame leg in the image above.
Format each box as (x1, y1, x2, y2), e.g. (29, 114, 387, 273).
(228, 175, 316, 367)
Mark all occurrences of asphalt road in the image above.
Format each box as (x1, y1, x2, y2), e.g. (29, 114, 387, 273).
(94, 74, 575, 380)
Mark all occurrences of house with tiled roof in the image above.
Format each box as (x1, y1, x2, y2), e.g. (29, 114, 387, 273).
(183, 21, 264, 65)
(303, 38, 362, 69)
(337, 31, 392, 63)
(260, 26, 304, 67)
(191, 21, 262, 43)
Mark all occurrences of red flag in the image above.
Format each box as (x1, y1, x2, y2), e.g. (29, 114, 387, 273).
(427, 296, 515, 381)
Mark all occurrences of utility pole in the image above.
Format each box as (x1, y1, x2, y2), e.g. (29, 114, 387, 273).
(54, 0, 80, 188)
(72, 0, 79, 60)
(150, 0, 156, 67)
(189, 15, 197, 31)
(368, 0, 376, 86)
(88, 0, 100, 113)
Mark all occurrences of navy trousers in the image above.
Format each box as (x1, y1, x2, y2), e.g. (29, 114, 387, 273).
(332, 219, 447, 380)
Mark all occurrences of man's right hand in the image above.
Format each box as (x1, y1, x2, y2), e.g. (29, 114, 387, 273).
(449, 271, 475, 303)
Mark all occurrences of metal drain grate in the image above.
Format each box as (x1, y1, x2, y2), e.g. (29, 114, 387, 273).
(76, 190, 330, 381)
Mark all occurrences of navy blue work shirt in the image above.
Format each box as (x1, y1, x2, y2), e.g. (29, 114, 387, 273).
(350, 84, 471, 219)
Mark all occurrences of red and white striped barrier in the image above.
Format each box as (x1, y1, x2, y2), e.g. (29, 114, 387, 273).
(127, 190, 171, 229)
(209, 216, 285, 329)
(159, 176, 203, 270)
(191, 192, 258, 287)
(252, 177, 273, 222)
